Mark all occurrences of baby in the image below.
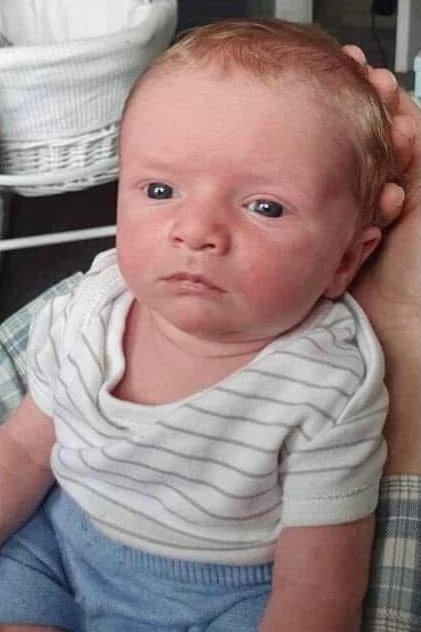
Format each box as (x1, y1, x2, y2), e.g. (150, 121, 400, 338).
(0, 19, 395, 632)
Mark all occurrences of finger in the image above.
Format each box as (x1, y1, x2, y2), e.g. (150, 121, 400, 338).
(367, 68, 399, 110)
(391, 114, 416, 173)
(378, 183, 405, 226)
(342, 47, 400, 112)
(342, 45, 367, 66)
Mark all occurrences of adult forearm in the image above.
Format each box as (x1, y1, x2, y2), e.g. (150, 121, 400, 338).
(381, 329, 421, 475)
(259, 589, 361, 632)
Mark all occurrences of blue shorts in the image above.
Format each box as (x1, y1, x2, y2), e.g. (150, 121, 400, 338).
(0, 487, 272, 631)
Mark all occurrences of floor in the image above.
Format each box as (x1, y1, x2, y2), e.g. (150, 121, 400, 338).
(0, 0, 414, 321)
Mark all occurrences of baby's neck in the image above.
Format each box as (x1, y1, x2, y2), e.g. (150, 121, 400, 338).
(114, 301, 272, 405)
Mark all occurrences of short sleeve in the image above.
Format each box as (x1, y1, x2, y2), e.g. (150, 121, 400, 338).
(276, 295, 389, 527)
(26, 291, 75, 416)
(278, 369, 388, 526)
(0, 273, 83, 424)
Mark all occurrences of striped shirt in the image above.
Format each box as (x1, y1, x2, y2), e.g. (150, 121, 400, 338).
(26, 248, 388, 565)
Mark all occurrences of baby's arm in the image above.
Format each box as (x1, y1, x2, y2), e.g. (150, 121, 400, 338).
(260, 516, 374, 632)
(0, 394, 55, 545)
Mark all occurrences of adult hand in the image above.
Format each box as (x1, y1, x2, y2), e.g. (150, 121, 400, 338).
(352, 83, 420, 337)
(344, 47, 421, 474)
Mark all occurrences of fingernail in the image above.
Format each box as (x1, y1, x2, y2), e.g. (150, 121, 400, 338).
(394, 186, 405, 206)
(388, 72, 398, 91)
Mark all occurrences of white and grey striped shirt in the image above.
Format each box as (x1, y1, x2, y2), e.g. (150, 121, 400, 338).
(27, 249, 388, 565)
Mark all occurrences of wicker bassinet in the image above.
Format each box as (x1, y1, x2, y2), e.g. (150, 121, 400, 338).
(0, 0, 177, 196)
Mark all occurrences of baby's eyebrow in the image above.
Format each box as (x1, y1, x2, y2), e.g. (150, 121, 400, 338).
(127, 154, 184, 173)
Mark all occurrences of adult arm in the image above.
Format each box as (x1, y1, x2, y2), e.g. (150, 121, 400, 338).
(351, 72, 421, 475)
(0, 394, 55, 544)
(349, 57, 421, 632)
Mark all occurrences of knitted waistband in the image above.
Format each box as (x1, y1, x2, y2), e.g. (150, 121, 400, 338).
(47, 488, 274, 587)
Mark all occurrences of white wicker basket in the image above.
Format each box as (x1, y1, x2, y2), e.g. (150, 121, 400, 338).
(0, 0, 177, 196)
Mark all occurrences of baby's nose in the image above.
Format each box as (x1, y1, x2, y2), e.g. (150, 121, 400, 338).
(168, 204, 231, 254)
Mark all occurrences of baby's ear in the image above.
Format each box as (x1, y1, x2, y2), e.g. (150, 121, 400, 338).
(324, 226, 382, 299)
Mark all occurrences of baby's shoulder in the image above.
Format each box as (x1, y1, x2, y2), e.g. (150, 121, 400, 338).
(260, 295, 382, 388)
(66, 247, 123, 317)
(249, 297, 385, 433)
(30, 249, 124, 353)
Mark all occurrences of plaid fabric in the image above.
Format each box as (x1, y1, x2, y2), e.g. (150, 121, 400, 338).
(362, 476, 421, 632)
(0, 277, 420, 631)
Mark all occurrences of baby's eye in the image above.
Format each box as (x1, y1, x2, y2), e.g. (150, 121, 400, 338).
(247, 199, 285, 218)
(146, 182, 174, 199)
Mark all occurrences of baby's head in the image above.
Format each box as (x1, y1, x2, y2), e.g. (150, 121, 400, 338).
(116, 19, 396, 344)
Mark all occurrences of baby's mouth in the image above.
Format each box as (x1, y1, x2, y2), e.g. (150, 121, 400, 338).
(164, 272, 224, 292)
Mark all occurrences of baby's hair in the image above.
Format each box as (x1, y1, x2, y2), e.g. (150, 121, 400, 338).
(125, 18, 396, 227)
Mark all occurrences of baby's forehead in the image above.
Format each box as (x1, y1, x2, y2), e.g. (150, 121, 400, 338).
(121, 62, 356, 182)
(120, 65, 357, 193)
(123, 61, 346, 131)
